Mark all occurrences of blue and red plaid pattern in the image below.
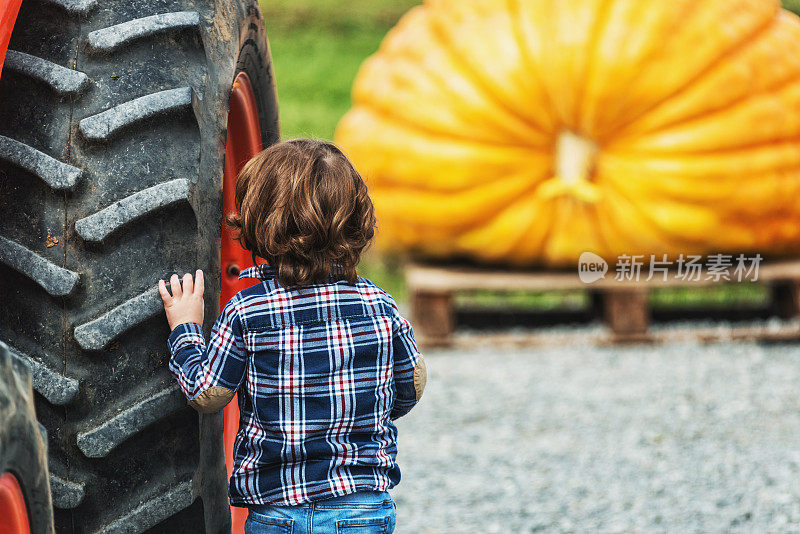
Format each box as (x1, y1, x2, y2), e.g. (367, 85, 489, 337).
(167, 265, 422, 506)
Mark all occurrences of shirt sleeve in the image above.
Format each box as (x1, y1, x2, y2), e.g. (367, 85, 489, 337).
(167, 297, 247, 410)
(390, 308, 425, 420)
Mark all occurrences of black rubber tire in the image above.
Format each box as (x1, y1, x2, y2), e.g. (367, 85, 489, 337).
(0, 0, 279, 532)
(0, 342, 54, 534)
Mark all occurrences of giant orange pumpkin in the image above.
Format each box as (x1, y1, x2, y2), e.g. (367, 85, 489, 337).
(335, 0, 800, 265)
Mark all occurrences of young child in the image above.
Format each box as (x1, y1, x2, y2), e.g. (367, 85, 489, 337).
(158, 138, 425, 533)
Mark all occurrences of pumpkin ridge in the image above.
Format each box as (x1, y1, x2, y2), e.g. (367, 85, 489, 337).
(356, 60, 549, 146)
(605, 159, 800, 193)
(600, 184, 709, 252)
(505, 0, 559, 133)
(575, 0, 615, 129)
(545, 196, 610, 262)
(537, 199, 574, 263)
(381, 174, 551, 241)
(374, 170, 548, 234)
(601, 166, 771, 248)
(362, 4, 551, 143)
(586, 182, 642, 257)
(609, 6, 780, 138)
(586, 199, 613, 256)
(616, 67, 800, 142)
(427, 0, 559, 135)
(336, 108, 544, 192)
(604, 166, 800, 209)
(579, 0, 699, 139)
(425, 2, 552, 137)
(513, 202, 558, 261)
(611, 129, 800, 157)
(358, 94, 551, 150)
(457, 189, 558, 261)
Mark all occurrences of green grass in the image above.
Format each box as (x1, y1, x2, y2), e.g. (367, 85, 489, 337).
(261, 0, 420, 140)
(456, 284, 769, 312)
(356, 252, 407, 301)
(457, 290, 589, 311)
(783, 0, 800, 15)
(650, 284, 768, 309)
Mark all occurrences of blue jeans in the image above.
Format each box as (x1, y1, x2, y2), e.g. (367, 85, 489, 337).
(244, 491, 396, 534)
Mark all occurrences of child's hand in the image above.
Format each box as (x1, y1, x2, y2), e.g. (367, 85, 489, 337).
(158, 270, 205, 331)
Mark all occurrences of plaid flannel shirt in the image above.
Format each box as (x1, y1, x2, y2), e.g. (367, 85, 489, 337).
(167, 265, 423, 505)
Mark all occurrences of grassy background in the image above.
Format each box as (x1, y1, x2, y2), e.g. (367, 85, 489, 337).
(261, 0, 420, 141)
(784, 0, 800, 14)
(258, 0, 798, 307)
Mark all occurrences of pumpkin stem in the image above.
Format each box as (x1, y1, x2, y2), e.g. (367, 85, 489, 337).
(539, 130, 600, 203)
(556, 130, 598, 186)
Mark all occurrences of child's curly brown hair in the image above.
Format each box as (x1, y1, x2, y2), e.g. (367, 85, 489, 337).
(226, 138, 376, 288)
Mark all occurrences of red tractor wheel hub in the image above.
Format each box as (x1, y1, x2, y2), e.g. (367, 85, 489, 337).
(0, 473, 30, 534)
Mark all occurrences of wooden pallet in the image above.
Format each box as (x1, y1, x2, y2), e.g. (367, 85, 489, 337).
(406, 260, 800, 346)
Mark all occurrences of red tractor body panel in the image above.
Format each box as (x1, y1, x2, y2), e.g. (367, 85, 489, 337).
(0, 0, 23, 78)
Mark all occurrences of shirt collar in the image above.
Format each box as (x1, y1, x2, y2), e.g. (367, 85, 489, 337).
(237, 264, 351, 284)
(238, 265, 274, 280)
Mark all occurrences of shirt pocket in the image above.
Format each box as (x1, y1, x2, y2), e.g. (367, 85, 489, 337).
(243, 328, 298, 389)
(243, 328, 282, 354)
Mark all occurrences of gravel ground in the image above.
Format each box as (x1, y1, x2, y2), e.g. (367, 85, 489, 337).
(390, 339, 800, 533)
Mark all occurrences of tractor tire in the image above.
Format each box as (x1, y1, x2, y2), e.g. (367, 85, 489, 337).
(0, 0, 279, 532)
(0, 342, 54, 534)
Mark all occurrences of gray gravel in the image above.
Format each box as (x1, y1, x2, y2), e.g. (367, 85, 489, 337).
(390, 340, 800, 533)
